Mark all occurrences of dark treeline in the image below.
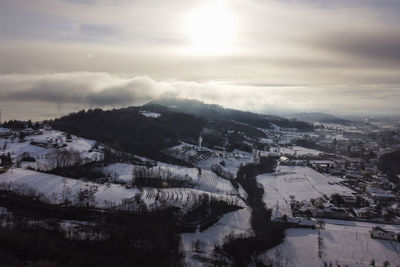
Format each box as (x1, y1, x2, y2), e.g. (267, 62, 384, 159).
(2, 120, 43, 130)
(217, 157, 285, 266)
(0, 190, 184, 267)
(177, 194, 241, 233)
(51, 108, 204, 159)
(379, 150, 400, 184)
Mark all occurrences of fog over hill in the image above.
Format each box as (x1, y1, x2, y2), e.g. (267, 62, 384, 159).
(291, 112, 352, 124)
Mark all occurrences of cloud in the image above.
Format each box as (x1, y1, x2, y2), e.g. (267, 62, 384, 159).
(1, 72, 399, 120)
(0, 0, 399, 120)
(0, 73, 157, 106)
(0, 72, 315, 112)
(311, 31, 400, 66)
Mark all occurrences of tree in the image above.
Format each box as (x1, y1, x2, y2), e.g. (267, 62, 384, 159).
(75, 184, 98, 207)
(66, 132, 72, 141)
(61, 179, 72, 205)
(19, 131, 26, 142)
(0, 152, 12, 166)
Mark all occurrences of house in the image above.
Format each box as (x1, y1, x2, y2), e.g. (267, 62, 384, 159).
(370, 192, 397, 205)
(341, 195, 357, 207)
(345, 171, 364, 186)
(355, 207, 378, 218)
(310, 160, 334, 172)
(312, 207, 349, 219)
(279, 156, 289, 164)
(369, 226, 397, 241)
(349, 158, 365, 169)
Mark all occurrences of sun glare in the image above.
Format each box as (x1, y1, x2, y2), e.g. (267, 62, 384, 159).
(184, 3, 236, 55)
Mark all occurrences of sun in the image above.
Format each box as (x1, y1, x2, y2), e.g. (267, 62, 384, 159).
(184, 3, 236, 55)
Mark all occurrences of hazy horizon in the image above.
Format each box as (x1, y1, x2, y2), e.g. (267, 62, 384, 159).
(1, 0, 400, 120)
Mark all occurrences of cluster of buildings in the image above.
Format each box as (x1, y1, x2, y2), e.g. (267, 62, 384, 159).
(271, 121, 400, 241)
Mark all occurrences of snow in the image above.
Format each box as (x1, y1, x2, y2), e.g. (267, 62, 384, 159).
(196, 149, 253, 176)
(262, 220, 400, 267)
(0, 168, 139, 207)
(0, 168, 243, 212)
(139, 110, 161, 118)
(167, 142, 253, 176)
(277, 146, 323, 156)
(154, 164, 238, 194)
(181, 207, 252, 266)
(257, 166, 353, 218)
(101, 163, 134, 183)
(156, 163, 238, 195)
(0, 129, 103, 170)
(259, 138, 274, 145)
(0, 127, 11, 134)
(102, 162, 238, 195)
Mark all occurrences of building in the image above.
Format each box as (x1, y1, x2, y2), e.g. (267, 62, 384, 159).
(370, 192, 397, 205)
(369, 226, 397, 241)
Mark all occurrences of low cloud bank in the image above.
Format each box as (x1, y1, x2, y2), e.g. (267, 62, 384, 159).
(0, 72, 398, 118)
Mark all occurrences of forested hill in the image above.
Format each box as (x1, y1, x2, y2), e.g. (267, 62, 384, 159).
(51, 107, 204, 157)
(145, 98, 314, 131)
(51, 98, 313, 160)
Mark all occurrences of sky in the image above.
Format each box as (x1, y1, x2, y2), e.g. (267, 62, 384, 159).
(0, 0, 399, 121)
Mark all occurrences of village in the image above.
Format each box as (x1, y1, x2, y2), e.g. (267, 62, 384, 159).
(0, 116, 400, 266)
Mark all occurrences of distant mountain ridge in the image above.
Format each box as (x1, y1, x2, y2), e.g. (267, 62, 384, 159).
(145, 97, 313, 131)
(292, 112, 351, 124)
(51, 97, 314, 161)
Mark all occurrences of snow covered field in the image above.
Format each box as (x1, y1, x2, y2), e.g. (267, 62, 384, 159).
(181, 207, 252, 266)
(262, 220, 400, 267)
(196, 149, 253, 177)
(0, 129, 102, 170)
(257, 166, 353, 217)
(101, 162, 238, 195)
(0, 168, 243, 212)
(168, 142, 253, 176)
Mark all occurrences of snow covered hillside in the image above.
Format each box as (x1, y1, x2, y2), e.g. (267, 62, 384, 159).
(0, 168, 243, 212)
(257, 166, 353, 217)
(0, 129, 103, 170)
(167, 142, 254, 175)
(262, 220, 400, 267)
(181, 207, 252, 266)
(100, 162, 238, 195)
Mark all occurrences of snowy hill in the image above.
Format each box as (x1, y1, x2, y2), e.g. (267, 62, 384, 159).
(0, 168, 244, 212)
(257, 166, 353, 218)
(0, 129, 102, 171)
(262, 220, 400, 266)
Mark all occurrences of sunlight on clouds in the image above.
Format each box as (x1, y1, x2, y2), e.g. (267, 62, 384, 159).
(183, 2, 237, 55)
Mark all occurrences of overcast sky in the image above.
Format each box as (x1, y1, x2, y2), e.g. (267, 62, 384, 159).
(0, 0, 399, 120)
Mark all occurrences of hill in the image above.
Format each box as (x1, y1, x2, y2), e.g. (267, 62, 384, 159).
(292, 112, 351, 124)
(51, 98, 313, 161)
(51, 107, 204, 161)
(146, 97, 314, 131)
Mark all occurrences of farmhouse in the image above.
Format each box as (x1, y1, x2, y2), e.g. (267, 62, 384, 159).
(369, 226, 397, 241)
(370, 192, 397, 205)
(310, 160, 334, 171)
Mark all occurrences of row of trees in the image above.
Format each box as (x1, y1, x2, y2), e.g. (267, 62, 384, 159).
(0, 188, 184, 266)
(132, 165, 195, 188)
(216, 157, 285, 266)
